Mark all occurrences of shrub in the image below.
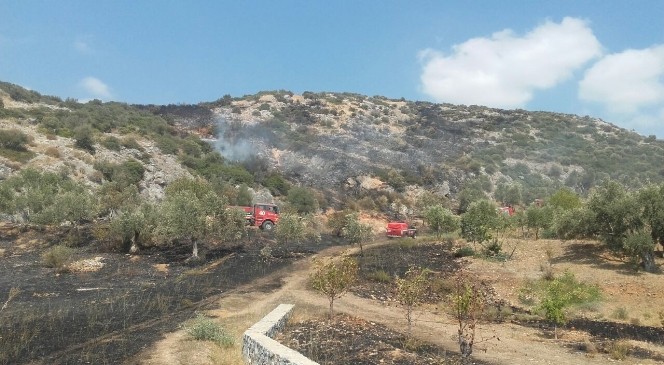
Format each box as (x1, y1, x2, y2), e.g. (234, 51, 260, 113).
(42, 245, 75, 271)
(185, 313, 235, 348)
(100, 136, 121, 151)
(454, 246, 475, 258)
(44, 146, 60, 158)
(366, 269, 391, 283)
(0, 129, 30, 150)
(607, 340, 630, 360)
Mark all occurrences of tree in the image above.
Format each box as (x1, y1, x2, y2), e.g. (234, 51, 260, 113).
(344, 213, 373, 255)
(450, 273, 488, 359)
(287, 186, 319, 214)
(109, 203, 157, 253)
(495, 182, 522, 206)
(460, 199, 498, 246)
(525, 205, 554, 240)
(457, 185, 486, 214)
(156, 177, 243, 259)
(275, 213, 306, 245)
(326, 210, 351, 237)
(236, 184, 253, 206)
(623, 230, 656, 272)
(395, 266, 429, 338)
(536, 271, 601, 339)
(424, 205, 459, 238)
(310, 256, 358, 318)
(547, 187, 582, 211)
(586, 180, 641, 251)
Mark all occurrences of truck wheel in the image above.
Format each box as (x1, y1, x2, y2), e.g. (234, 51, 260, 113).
(261, 221, 274, 231)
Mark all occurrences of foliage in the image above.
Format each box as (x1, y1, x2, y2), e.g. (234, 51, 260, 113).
(41, 245, 75, 271)
(287, 186, 319, 214)
(74, 124, 96, 154)
(93, 159, 145, 188)
(460, 199, 498, 245)
(534, 271, 602, 338)
(525, 205, 554, 240)
(547, 187, 582, 211)
(0, 169, 94, 225)
(310, 256, 359, 317)
(449, 273, 488, 359)
(494, 182, 522, 206)
(158, 178, 247, 258)
(0, 129, 30, 150)
(275, 213, 306, 245)
(185, 313, 235, 348)
(457, 184, 487, 214)
(344, 213, 373, 255)
(424, 204, 458, 238)
(395, 266, 429, 337)
(109, 203, 158, 253)
(623, 230, 655, 271)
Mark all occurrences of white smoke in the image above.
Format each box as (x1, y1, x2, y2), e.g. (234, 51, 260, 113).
(213, 117, 256, 162)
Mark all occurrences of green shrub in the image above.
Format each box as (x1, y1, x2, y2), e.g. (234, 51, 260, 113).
(42, 245, 75, 270)
(366, 269, 392, 283)
(100, 136, 121, 151)
(185, 314, 235, 348)
(454, 246, 475, 258)
(0, 129, 30, 150)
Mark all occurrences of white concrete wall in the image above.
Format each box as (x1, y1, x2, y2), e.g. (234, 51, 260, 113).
(242, 304, 319, 365)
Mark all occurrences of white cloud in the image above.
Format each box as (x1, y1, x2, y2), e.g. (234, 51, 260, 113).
(74, 40, 92, 54)
(79, 77, 112, 99)
(419, 17, 602, 108)
(579, 45, 664, 114)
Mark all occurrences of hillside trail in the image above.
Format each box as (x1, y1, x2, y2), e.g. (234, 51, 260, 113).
(137, 241, 663, 365)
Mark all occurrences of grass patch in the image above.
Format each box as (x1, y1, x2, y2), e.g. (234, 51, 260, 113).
(366, 269, 392, 283)
(185, 313, 235, 348)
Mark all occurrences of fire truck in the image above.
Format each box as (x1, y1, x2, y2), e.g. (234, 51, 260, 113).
(386, 221, 417, 238)
(233, 203, 280, 231)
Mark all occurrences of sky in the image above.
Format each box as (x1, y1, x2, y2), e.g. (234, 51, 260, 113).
(1, 1, 663, 137)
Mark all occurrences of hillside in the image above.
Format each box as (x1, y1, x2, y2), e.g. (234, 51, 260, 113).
(142, 90, 664, 207)
(2, 81, 664, 213)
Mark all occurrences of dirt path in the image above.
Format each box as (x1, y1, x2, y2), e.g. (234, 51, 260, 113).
(135, 241, 664, 365)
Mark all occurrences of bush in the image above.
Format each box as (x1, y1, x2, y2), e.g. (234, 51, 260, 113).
(185, 313, 235, 348)
(42, 245, 75, 271)
(100, 136, 121, 151)
(454, 246, 475, 258)
(74, 125, 96, 154)
(0, 129, 30, 150)
(366, 269, 391, 283)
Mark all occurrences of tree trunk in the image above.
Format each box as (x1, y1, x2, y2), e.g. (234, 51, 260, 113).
(192, 239, 198, 258)
(329, 298, 334, 318)
(129, 231, 139, 254)
(642, 249, 657, 273)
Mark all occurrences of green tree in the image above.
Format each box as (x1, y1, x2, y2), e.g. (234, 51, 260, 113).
(450, 273, 488, 359)
(586, 181, 641, 251)
(109, 203, 157, 253)
(156, 189, 207, 259)
(623, 230, 656, 272)
(547, 187, 582, 211)
(310, 257, 359, 317)
(495, 182, 522, 206)
(236, 184, 253, 206)
(460, 200, 498, 245)
(525, 205, 554, 240)
(344, 213, 373, 255)
(395, 266, 429, 338)
(275, 213, 306, 245)
(536, 271, 601, 339)
(457, 185, 486, 214)
(424, 205, 459, 239)
(287, 186, 319, 214)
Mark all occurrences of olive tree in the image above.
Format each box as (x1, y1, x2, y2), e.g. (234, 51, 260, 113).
(344, 213, 373, 255)
(310, 256, 358, 318)
(460, 199, 499, 246)
(424, 204, 458, 239)
(395, 266, 429, 338)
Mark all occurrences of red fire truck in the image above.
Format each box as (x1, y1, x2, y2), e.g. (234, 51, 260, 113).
(386, 221, 417, 238)
(234, 203, 280, 231)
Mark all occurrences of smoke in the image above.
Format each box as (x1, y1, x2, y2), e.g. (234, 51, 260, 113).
(213, 116, 256, 162)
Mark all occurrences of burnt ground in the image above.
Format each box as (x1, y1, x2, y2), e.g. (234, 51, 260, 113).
(0, 224, 338, 365)
(277, 314, 492, 365)
(280, 240, 664, 364)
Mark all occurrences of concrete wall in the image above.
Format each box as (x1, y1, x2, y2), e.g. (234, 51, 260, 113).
(242, 304, 319, 365)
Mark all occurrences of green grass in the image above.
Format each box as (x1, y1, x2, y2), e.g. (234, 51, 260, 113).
(185, 313, 235, 348)
(0, 147, 35, 163)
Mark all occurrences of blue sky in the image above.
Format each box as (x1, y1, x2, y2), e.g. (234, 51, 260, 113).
(1, 1, 663, 137)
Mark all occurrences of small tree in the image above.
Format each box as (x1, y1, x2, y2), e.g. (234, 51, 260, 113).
(623, 230, 656, 272)
(525, 205, 554, 240)
(109, 203, 157, 253)
(275, 213, 306, 245)
(395, 266, 429, 338)
(450, 273, 488, 360)
(287, 186, 319, 214)
(310, 256, 359, 318)
(536, 271, 601, 339)
(424, 204, 459, 239)
(460, 199, 498, 246)
(344, 213, 373, 255)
